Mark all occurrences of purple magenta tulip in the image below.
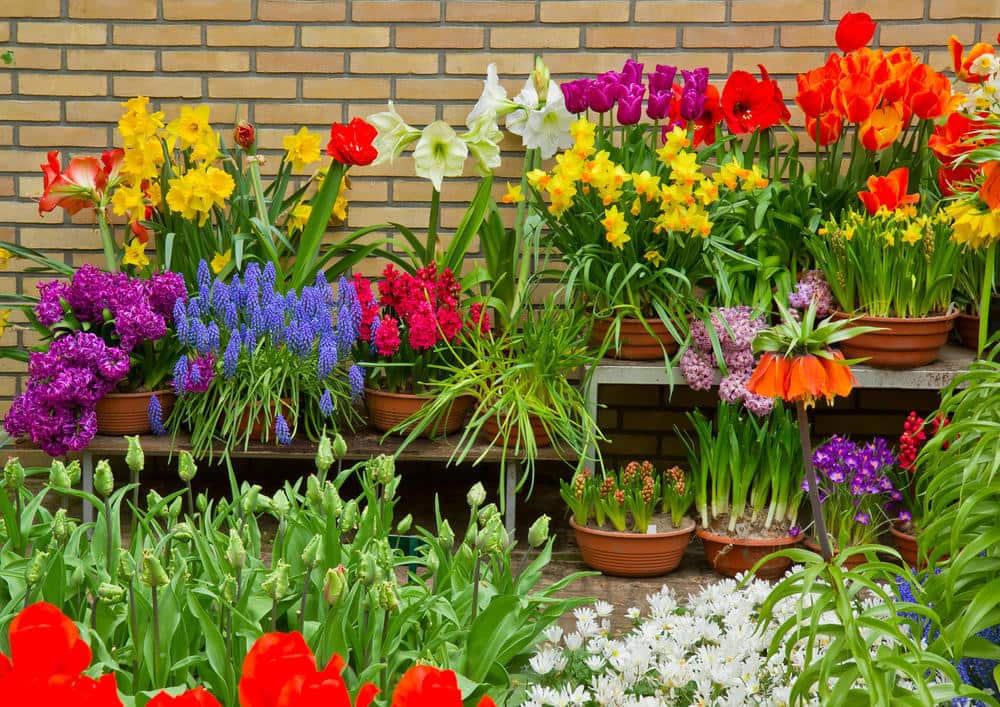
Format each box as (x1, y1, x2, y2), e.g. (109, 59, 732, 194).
(587, 74, 620, 113)
(621, 59, 645, 87)
(679, 67, 710, 120)
(616, 82, 646, 125)
(561, 78, 592, 114)
(648, 64, 677, 94)
(647, 90, 672, 120)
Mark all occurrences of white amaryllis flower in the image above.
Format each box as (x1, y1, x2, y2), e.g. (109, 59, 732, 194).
(466, 63, 520, 126)
(412, 120, 468, 191)
(461, 111, 503, 176)
(368, 102, 420, 166)
(506, 76, 573, 158)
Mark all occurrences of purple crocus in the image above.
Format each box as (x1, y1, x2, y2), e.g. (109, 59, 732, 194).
(680, 67, 710, 120)
(621, 59, 644, 87)
(616, 82, 646, 125)
(561, 78, 592, 114)
(587, 72, 620, 113)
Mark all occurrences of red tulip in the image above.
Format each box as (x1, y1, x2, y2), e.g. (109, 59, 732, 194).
(835, 11, 876, 53)
(147, 688, 222, 707)
(233, 121, 256, 151)
(327, 118, 378, 166)
(805, 112, 843, 146)
(857, 167, 920, 215)
(390, 663, 495, 707)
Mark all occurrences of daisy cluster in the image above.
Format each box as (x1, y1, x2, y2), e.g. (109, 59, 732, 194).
(522, 573, 922, 707)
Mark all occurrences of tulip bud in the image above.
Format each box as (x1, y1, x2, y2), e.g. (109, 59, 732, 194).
(466, 482, 486, 510)
(396, 514, 413, 534)
(323, 483, 343, 519)
(340, 499, 358, 531)
(171, 521, 193, 542)
(262, 559, 290, 600)
(477, 503, 499, 527)
(48, 460, 70, 491)
(168, 496, 183, 521)
(358, 552, 379, 585)
(98, 582, 126, 604)
(125, 436, 144, 474)
(528, 514, 550, 548)
(70, 564, 85, 589)
(438, 519, 455, 549)
(301, 534, 322, 569)
(221, 575, 236, 603)
(94, 460, 114, 498)
(271, 489, 290, 520)
(66, 460, 81, 485)
(242, 485, 262, 516)
(376, 580, 398, 612)
(316, 435, 334, 476)
(146, 488, 164, 511)
(52, 508, 70, 545)
(233, 121, 256, 151)
(178, 451, 197, 483)
(4, 457, 24, 491)
(225, 529, 246, 570)
(323, 565, 347, 605)
(141, 549, 169, 588)
(26, 549, 48, 585)
(480, 515, 506, 554)
(196, 493, 208, 513)
(332, 433, 347, 460)
(119, 549, 135, 580)
(366, 454, 395, 486)
(306, 475, 323, 506)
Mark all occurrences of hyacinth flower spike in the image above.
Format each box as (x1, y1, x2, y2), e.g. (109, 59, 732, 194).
(747, 299, 880, 561)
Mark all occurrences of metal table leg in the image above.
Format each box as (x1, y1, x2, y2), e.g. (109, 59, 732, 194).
(82, 451, 94, 525)
(504, 459, 517, 535)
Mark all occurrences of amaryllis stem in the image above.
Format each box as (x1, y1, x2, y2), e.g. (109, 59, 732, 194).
(796, 401, 833, 562)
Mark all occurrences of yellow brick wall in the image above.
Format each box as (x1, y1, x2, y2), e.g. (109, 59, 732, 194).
(1, 0, 998, 413)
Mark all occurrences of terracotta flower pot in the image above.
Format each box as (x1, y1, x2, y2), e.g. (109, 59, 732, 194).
(480, 413, 552, 448)
(890, 524, 919, 569)
(236, 399, 293, 440)
(365, 388, 472, 437)
(96, 390, 175, 436)
(589, 316, 678, 360)
(571, 517, 695, 577)
(803, 538, 871, 570)
(955, 313, 980, 351)
(697, 527, 801, 579)
(832, 311, 957, 369)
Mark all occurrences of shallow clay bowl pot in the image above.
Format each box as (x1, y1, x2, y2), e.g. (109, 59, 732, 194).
(590, 316, 679, 360)
(571, 517, 695, 577)
(697, 527, 801, 579)
(832, 311, 957, 369)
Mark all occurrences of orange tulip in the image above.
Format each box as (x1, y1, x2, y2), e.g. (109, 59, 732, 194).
(882, 47, 920, 104)
(795, 60, 839, 118)
(859, 105, 903, 152)
(929, 112, 983, 163)
(747, 353, 790, 398)
(786, 355, 828, 403)
(806, 112, 844, 146)
(834, 73, 880, 124)
(981, 162, 1000, 210)
(907, 65, 956, 120)
(857, 167, 920, 215)
(818, 350, 856, 402)
(949, 36, 996, 84)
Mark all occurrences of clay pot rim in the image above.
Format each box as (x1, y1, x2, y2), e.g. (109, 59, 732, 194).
(889, 523, 917, 540)
(570, 516, 695, 539)
(956, 312, 979, 321)
(365, 387, 475, 402)
(831, 310, 959, 325)
(696, 526, 801, 547)
(101, 389, 173, 399)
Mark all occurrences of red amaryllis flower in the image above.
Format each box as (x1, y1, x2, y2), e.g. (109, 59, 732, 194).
(391, 664, 495, 707)
(327, 118, 378, 166)
(859, 105, 903, 152)
(39, 151, 106, 216)
(692, 84, 723, 146)
(857, 167, 920, 215)
(239, 632, 377, 707)
(147, 688, 222, 707)
(835, 11, 876, 53)
(806, 112, 844, 146)
(720, 65, 789, 134)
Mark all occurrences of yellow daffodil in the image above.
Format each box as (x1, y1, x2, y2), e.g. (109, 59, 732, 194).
(0, 309, 9, 337)
(118, 96, 164, 147)
(147, 182, 163, 210)
(547, 177, 577, 218)
(693, 179, 720, 206)
(165, 165, 234, 226)
(902, 221, 922, 246)
(283, 127, 322, 173)
(190, 130, 221, 164)
(644, 249, 664, 266)
(111, 184, 146, 221)
(527, 168, 551, 190)
(630, 197, 643, 216)
(632, 170, 661, 201)
(122, 238, 149, 269)
(211, 249, 232, 274)
(333, 190, 349, 222)
(502, 182, 524, 204)
(0, 247, 12, 270)
(657, 126, 691, 164)
(288, 202, 312, 233)
(668, 150, 701, 187)
(166, 105, 212, 151)
(601, 205, 630, 249)
(121, 138, 164, 185)
(948, 200, 1000, 249)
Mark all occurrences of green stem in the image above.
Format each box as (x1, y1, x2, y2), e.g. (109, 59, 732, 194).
(299, 570, 310, 632)
(797, 402, 832, 561)
(152, 584, 161, 686)
(104, 498, 114, 577)
(129, 581, 138, 689)
(470, 551, 481, 625)
(186, 480, 195, 519)
(426, 188, 441, 265)
(248, 156, 269, 227)
(130, 469, 139, 538)
(979, 243, 996, 358)
(97, 210, 118, 272)
(270, 596, 278, 632)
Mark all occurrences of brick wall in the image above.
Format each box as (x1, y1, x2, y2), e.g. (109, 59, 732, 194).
(0, 0, 996, 433)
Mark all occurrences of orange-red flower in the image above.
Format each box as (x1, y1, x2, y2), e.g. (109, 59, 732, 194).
(748, 352, 856, 406)
(746, 353, 790, 399)
(786, 355, 827, 403)
(391, 664, 495, 707)
(147, 688, 222, 707)
(857, 167, 920, 215)
(806, 112, 844, 146)
(882, 47, 920, 105)
(818, 350, 857, 401)
(835, 11, 876, 53)
(834, 72, 880, 124)
(981, 161, 1000, 210)
(721, 65, 790, 134)
(859, 105, 903, 152)
(938, 164, 979, 197)
(907, 64, 956, 119)
(949, 35, 996, 83)
(327, 118, 378, 166)
(39, 151, 106, 216)
(795, 63, 838, 119)
(929, 113, 984, 163)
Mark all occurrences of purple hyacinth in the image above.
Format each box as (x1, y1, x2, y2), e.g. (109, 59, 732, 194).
(320, 389, 334, 417)
(616, 82, 646, 125)
(197, 260, 211, 297)
(679, 348, 714, 391)
(348, 364, 365, 400)
(173, 356, 189, 396)
(174, 299, 189, 343)
(275, 413, 292, 445)
(149, 270, 186, 321)
(148, 393, 166, 436)
(206, 322, 221, 353)
(35, 280, 70, 327)
(789, 270, 834, 317)
(317, 333, 338, 379)
(261, 262, 277, 292)
(186, 354, 215, 394)
(223, 336, 240, 379)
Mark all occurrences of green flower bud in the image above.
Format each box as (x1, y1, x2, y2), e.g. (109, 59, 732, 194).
(146, 489, 165, 516)
(262, 559, 290, 600)
(171, 521, 193, 542)
(255, 494, 273, 514)
(306, 475, 323, 506)
(70, 564, 85, 589)
(221, 575, 236, 603)
(26, 549, 48, 585)
(94, 460, 114, 498)
(242, 485, 262, 516)
(323, 565, 347, 605)
(66, 460, 81, 485)
(168, 496, 183, 521)
(358, 552, 379, 586)
(396, 514, 413, 535)
(125, 436, 144, 474)
(324, 483, 343, 519)
(225, 529, 246, 570)
(366, 454, 394, 486)
(271, 489, 290, 520)
(438, 519, 455, 549)
(316, 435, 334, 476)
(481, 515, 506, 554)
(196, 493, 208, 513)
(140, 549, 169, 588)
(118, 549, 135, 580)
(528, 514, 550, 548)
(340, 499, 358, 531)
(477, 503, 499, 527)
(301, 534, 322, 569)
(178, 451, 197, 483)
(532, 56, 551, 105)
(466, 482, 486, 510)
(48, 460, 70, 492)
(98, 582, 126, 604)
(376, 580, 398, 612)
(332, 433, 347, 460)
(4, 457, 24, 491)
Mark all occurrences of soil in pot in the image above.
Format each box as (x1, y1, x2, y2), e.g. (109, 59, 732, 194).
(96, 390, 175, 436)
(697, 515, 800, 580)
(590, 317, 679, 360)
(832, 311, 957, 369)
(571, 514, 695, 577)
(480, 413, 552, 448)
(365, 388, 472, 437)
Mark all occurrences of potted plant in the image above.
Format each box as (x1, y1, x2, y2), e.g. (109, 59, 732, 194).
(681, 402, 805, 579)
(800, 436, 901, 568)
(167, 261, 364, 459)
(807, 182, 961, 368)
(562, 460, 695, 577)
(2, 263, 186, 449)
(953, 247, 1000, 350)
